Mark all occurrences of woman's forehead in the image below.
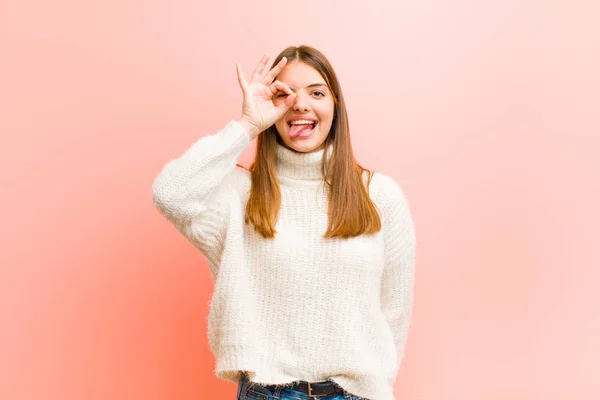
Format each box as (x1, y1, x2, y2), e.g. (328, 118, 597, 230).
(276, 61, 326, 87)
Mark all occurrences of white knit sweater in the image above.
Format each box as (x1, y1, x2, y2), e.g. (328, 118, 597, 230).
(151, 120, 416, 400)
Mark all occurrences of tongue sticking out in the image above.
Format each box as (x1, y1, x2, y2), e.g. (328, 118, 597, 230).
(289, 123, 315, 138)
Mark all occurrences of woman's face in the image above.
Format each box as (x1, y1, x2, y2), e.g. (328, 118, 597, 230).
(273, 61, 335, 153)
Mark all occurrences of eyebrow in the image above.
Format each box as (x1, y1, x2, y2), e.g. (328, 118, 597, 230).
(289, 83, 328, 91)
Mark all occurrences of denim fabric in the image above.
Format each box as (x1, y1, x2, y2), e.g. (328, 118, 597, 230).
(236, 373, 370, 400)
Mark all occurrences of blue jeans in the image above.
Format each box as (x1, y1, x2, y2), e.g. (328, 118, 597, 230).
(236, 373, 369, 400)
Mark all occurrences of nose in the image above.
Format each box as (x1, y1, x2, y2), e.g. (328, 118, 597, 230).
(292, 92, 310, 112)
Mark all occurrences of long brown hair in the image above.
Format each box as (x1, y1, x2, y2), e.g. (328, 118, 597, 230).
(245, 45, 381, 239)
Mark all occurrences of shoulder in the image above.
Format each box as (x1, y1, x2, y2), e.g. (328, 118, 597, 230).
(232, 164, 251, 181)
(225, 164, 251, 198)
(365, 171, 410, 210)
(204, 164, 251, 205)
(367, 172, 416, 243)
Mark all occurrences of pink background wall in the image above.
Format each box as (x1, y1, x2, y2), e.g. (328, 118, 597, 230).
(1, 1, 599, 399)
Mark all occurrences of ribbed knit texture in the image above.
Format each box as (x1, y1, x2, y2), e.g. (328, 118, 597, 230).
(151, 120, 417, 400)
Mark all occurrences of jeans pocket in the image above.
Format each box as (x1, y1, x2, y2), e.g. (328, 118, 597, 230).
(238, 376, 272, 400)
(244, 389, 271, 400)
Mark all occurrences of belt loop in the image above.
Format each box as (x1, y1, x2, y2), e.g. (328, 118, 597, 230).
(237, 373, 246, 400)
(272, 386, 281, 400)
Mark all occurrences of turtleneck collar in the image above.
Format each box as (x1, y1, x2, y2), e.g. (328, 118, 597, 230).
(275, 143, 332, 180)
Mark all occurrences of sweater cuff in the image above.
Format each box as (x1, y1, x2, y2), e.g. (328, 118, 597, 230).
(228, 119, 255, 143)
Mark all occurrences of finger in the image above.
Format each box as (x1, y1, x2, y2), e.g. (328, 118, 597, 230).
(270, 81, 296, 108)
(283, 92, 297, 108)
(275, 93, 296, 115)
(269, 80, 293, 95)
(271, 80, 296, 109)
(261, 57, 288, 85)
(250, 53, 269, 83)
(236, 62, 249, 93)
(258, 54, 274, 82)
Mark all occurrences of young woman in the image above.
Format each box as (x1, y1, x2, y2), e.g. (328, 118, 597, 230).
(152, 45, 417, 400)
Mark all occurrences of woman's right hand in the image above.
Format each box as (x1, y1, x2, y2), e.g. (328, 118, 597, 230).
(236, 53, 297, 138)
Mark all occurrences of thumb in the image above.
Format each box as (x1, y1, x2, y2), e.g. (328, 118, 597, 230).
(283, 92, 297, 108)
(275, 92, 296, 114)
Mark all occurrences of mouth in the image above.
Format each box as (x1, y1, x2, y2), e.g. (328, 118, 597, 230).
(288, 120, 318, 138)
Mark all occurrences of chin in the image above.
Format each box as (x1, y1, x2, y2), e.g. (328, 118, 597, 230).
(284, 139, 324, 153)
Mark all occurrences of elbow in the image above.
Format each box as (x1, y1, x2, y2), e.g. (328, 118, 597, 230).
(151, 169, 174, 213)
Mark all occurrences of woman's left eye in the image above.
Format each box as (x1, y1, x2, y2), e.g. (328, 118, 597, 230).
(313, 91, 325, 97)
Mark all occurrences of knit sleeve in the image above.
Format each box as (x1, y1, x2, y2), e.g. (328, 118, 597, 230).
(151, 120, 251, 263)
(378, 175, 417, 366)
